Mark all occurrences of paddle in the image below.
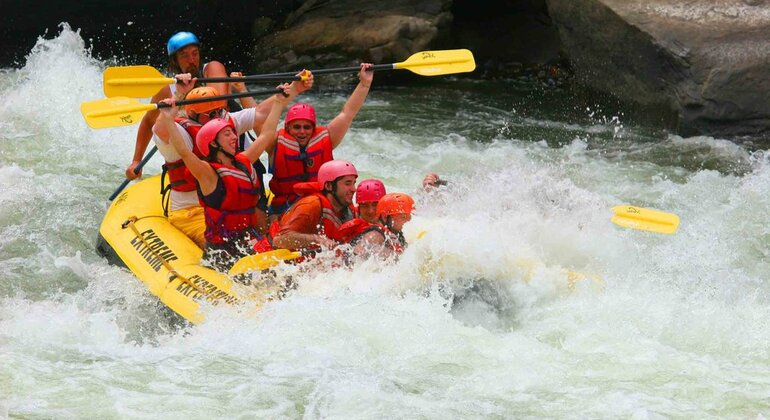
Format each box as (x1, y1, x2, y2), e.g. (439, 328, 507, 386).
(103, 49, 476, 98)
(108, 146, 158, 201)
(80, 88, 282, 129)
(228, 249, 303, 276)
(104, 65, 307, 98)
(611, 205, 680, 234)
(250, 49, 476, 78)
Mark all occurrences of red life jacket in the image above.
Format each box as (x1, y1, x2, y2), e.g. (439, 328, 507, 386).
(338, 218, 382, 243)
(338, 218, 406, 254)
(268, 127, 333, 211)
(162, 118, 205, 193)
(201, 153, 262, 244)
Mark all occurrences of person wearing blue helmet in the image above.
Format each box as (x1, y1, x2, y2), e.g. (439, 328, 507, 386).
(125, 31, 235, 182)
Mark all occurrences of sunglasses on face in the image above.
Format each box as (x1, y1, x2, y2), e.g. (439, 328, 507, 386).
(198, 109, 225, 121)
(291, 124, 313, 131)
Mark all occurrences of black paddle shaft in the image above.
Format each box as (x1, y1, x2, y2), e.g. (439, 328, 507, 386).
(230, 64, 391, 80)
(176, 64, 387, 84)
(157, 89, 285, 109)
(109, 146, 158, 201)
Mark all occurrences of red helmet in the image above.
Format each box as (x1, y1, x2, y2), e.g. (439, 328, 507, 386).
(356, 179, 386, 204)
(185, 86, 225, 115)
(196, 118, 235, 157)
(318, 160, 358, 188)
(285, 103, 316, 128)
(376, 193, 415, 218)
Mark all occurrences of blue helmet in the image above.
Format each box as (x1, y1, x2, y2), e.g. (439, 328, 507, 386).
(167, 32, 201, 56)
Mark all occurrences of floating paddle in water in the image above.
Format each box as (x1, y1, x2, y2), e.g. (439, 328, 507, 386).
(610, 205, 680, 234)
(228, 249, 303, 276)
(80, 88, 281, 129)
(103, 49, 476, 97)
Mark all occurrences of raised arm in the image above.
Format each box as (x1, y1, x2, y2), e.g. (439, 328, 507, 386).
(229, 71, 257, 109)
(202, 60, 229, 100)
(243, 85, 295, 163)
(158, 100, 218, 195)
(152, 74, 196, 141)
(326, 63, 373, 147)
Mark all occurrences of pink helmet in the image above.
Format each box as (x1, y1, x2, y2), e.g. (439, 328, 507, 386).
(356, 179, 386, 203)
(285, 103, 316, 128)
(318, 160, 358, 188)
(196, 118, 235, 157)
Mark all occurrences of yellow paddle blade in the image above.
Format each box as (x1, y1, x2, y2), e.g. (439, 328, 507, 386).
(611, 205, 680, 234)
(395, 49, 476, 76)
(228, 249, 302, 276)
(80, 96, 155, 129)
(104, 65, 174, 97)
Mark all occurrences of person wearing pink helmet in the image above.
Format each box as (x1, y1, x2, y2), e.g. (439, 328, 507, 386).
(255, 159, 359, 252)
(354, 179, 387, 223)
(265, 63, 375, 217)
(157, 83, 297, 272)
(146, 74, 313, 248)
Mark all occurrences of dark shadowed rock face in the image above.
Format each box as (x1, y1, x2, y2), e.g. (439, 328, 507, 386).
(546, 0, 770, 138)
(251, 0, 454, 73)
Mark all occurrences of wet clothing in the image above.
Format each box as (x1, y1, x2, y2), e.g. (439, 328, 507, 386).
(197, 153, 265, 271)
(268, 127, 333, 215)
(254, 182, 354, 253)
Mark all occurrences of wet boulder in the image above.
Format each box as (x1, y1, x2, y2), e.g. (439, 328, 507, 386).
(250, 0, 453, 76)
(545, 0, 770, 138)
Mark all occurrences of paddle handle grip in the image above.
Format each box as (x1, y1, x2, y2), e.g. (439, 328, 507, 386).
(156, 88, 285, 109)
(109, 146, 158, 201)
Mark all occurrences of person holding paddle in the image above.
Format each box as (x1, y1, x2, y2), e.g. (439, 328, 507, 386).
(125, 31, 231, 182)
(150, 74, 313, 248)
(158, 83, 297, 272)
(266, 63, 375, 217)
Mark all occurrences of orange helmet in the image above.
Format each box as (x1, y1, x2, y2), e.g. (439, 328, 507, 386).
(376, 193, 415, 218)
(185, 86, 225, 115)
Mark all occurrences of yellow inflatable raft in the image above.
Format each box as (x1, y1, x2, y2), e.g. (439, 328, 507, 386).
(96, 175, 277, 324)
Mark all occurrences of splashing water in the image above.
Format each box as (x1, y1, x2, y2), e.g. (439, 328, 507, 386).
(1, 25, 769, 418)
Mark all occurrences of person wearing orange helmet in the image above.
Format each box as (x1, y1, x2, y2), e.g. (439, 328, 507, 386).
(254, 160, 359, 253)
(146, 73, 312, 248)
(338, 192, 415, 258)
(265, 63, 375, 217)
(157, 83, 297, 272)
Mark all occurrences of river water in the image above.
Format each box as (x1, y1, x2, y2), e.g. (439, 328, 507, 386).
(1, 25, 768, 419)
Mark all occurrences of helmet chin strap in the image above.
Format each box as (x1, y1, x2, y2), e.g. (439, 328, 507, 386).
(211, 140, 236, 163)
(327, 180, 347, 210)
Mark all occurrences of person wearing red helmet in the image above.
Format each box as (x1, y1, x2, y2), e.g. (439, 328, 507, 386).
(157, 84, 297, 271)
(354, 179, 387, 223)
(254, 160, 359, 252)
(265, 63, 375, 217)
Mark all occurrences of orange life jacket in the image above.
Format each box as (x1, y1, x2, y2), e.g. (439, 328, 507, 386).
(268, 127, 333, 213)
(253, 181, 353, 253)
